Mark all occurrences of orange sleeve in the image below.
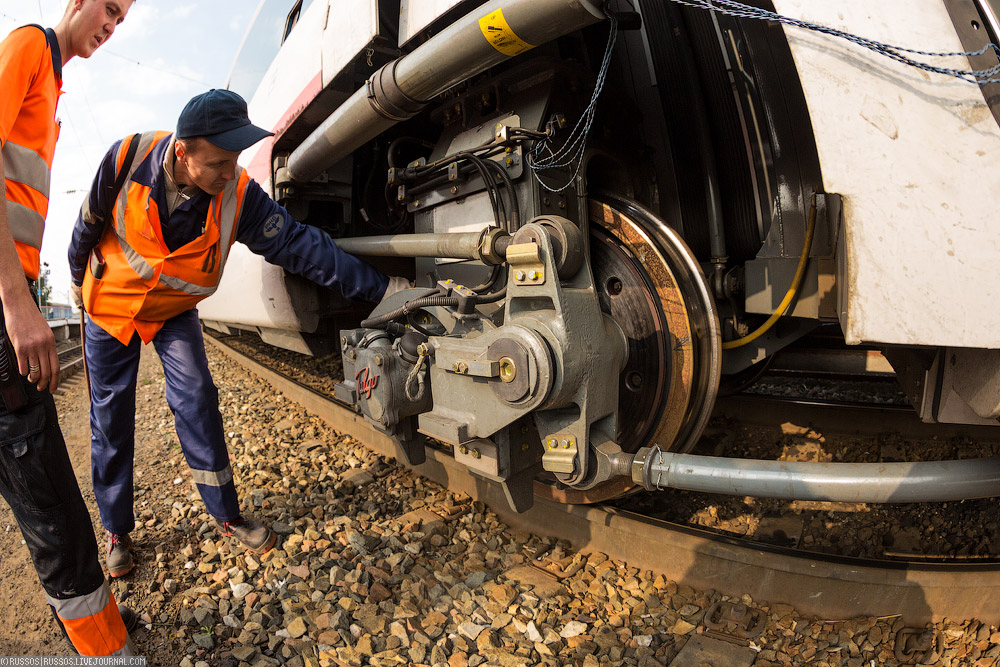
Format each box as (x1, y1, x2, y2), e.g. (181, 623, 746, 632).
(0, 27, 46, 145)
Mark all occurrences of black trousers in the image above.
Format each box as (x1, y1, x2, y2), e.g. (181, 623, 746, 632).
(0, 373, 104, 610)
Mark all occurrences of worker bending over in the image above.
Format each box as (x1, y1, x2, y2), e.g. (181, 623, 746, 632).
(68, 89, 407, 577)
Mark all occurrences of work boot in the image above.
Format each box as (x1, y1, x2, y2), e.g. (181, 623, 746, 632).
(106, 531, 134, 578)
(215, 516, 276, 554)
(118, 604, 139, 633)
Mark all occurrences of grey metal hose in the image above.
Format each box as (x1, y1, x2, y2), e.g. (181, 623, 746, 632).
(631, 447, 1000, 503)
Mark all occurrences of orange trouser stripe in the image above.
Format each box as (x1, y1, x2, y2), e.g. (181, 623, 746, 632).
(58, 592, 128, 656)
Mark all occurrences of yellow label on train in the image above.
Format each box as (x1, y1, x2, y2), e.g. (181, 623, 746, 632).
(479, 8, 535, 57)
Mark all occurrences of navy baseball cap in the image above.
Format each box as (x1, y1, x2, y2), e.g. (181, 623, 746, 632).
(176, 89, 273, 151)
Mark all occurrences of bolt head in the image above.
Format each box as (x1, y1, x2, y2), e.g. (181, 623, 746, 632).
(374, 355, 383, 366)
(459, 445, 468, 455)
(471, 449, 481, 459)
(515, 271, 525, 281)
(560, 439, 570, 449)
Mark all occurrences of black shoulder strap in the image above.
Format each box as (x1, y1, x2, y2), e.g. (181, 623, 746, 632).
(109, 134, 141, 210)
(20, 25, 61, 80)
(89, 134, 141, 278)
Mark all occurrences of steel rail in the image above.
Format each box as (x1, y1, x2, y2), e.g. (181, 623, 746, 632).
(206, 334, 1000, 625)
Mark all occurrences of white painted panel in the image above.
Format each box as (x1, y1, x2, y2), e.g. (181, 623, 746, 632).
(321, 0, 380, 88)
(774, 0, 1000, 348)
(399, 0, 466, 45)
(201, 245, 316, 332)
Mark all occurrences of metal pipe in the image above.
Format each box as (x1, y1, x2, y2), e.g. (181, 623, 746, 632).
(336, 232, 485, 260)
(631, 447, 1000, 503)
(285, 0, 606, 183)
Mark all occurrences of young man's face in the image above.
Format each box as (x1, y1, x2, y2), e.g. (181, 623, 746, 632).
(176, 139, 242, 196)
(68, 0, 132, 58)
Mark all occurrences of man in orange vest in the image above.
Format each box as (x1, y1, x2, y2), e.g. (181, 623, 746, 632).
(68, 89, 407, 577)
(0, 0, 138, 657)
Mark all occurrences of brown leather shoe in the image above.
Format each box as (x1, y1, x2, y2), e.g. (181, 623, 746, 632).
(215, 516, 276, 554)
(106, 531, 134, 578)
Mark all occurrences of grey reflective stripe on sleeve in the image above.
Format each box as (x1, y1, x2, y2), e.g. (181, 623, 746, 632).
(7, 199, 45, 249)
(191, 464, 234, 487)
(2, 140, 51, 195)
(46, 579, 112, 620)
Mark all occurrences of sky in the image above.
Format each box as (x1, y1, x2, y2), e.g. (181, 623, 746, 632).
(1, 1, 257, 304)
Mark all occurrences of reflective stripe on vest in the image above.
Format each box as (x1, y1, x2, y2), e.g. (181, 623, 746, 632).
(109, 132, 244, 297)
(3, 140, 51, 195)
(6, 198, 45, 248)
(46, 580, 129, 656)
(3, 26, 62, 279)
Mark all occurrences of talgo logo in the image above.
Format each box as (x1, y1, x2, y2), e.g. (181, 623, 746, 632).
(355, 366, 379, 399)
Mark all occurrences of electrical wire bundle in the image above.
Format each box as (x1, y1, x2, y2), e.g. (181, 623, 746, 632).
(525, 10, 619, 193)
(671, 0, 1000, 85)
(391, 139, 522, 294)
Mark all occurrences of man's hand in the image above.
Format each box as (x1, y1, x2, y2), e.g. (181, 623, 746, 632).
(71, 282, 84, 312)
(2, 292, 59, 393)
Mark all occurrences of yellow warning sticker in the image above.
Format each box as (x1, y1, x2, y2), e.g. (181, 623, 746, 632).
(479, 8, 536, 57)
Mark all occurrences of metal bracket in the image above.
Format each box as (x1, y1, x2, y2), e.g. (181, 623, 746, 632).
(542, 433, 578, 474)
(507, 242, 546, 286)
(894, 628, 941, 665)
(703, 601, 766, 640)
(448, 359, 500, 378)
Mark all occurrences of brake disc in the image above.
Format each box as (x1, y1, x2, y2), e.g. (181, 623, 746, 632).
(535, 196, 721, 504)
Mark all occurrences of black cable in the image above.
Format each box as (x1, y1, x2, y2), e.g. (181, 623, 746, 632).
(484, 159, 520, 231)
(387, 136, 435, 169)
(361, 296, 461, 328)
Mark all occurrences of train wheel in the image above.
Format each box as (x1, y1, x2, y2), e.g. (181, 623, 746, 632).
(535, 195, 722, 504)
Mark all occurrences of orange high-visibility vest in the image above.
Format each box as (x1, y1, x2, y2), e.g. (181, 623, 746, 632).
(83, 131, 248, 344)
(0, 26, 62, 280)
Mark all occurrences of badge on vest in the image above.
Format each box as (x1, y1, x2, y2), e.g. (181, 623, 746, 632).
(262, 214, 284, 238)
